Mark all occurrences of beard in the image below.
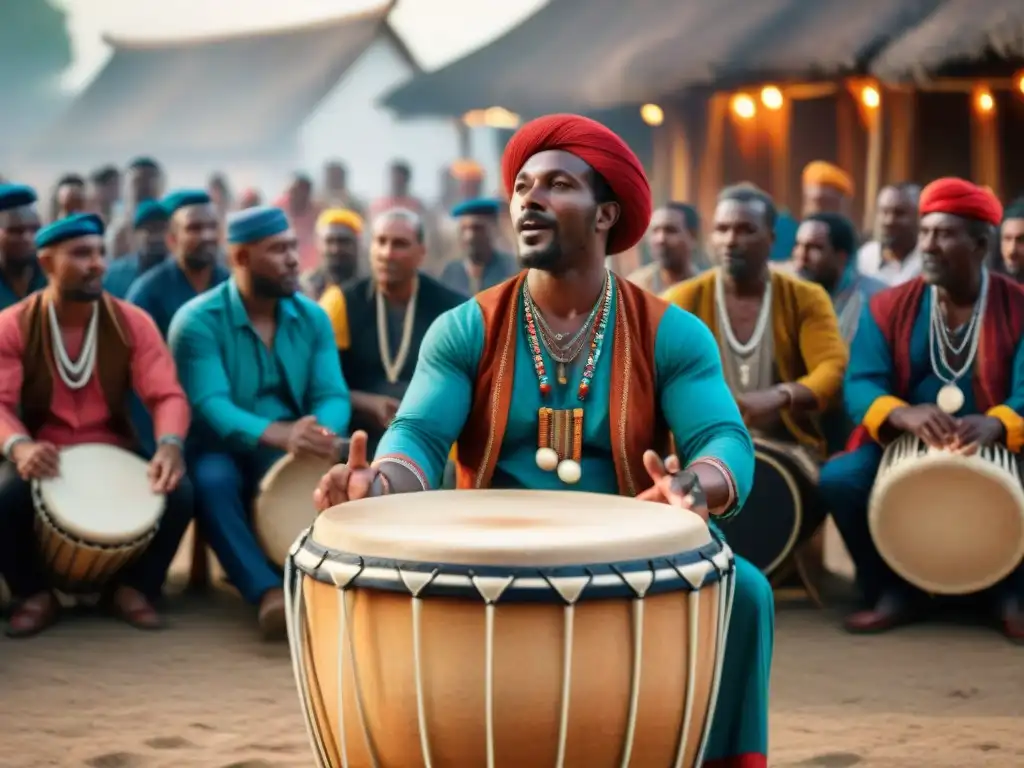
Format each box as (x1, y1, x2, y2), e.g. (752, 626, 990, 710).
(252, 272, 295, 299)
(723, 251, 761, 283)
(61, 284, 102, 303)
(326, 260, 356, 285)
(517, 242, 564, 272)
(183, 245, 217, 271)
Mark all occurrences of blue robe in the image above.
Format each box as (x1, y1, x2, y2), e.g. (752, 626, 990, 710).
(103, 252, 166, 299)
(820, 286, 1024, 603)
(377, 283, 773, 766)
(0, 262, 46, 311)
(127, 258, 231, 338)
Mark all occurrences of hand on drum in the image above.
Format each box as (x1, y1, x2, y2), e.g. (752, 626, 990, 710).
(287, 415, 339, 460)
(11, 440, 60, 480)
(948, 414, 1005, 456)
(889, 404, 958, 448)
(148, 442, 185, 494)
(736, 389, 788, 429)
(313, 430, 379, 512)
(637, 451, 709, 521)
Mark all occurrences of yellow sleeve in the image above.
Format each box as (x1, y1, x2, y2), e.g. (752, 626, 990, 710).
(987, 405, 1024, 453)
(794, 282, 849, 409)
(318, 285, 350, 351)
(863, 395, 909, 442)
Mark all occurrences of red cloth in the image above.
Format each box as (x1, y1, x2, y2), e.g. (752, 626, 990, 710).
(919, 177, 1003, 226)
(501, 113, 651, 254)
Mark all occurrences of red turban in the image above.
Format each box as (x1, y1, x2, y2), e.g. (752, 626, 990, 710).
(501, 114, 651, 254)
(919, 177, 1003, 227)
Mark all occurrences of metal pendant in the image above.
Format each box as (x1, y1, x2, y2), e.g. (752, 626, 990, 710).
(937, 383, 965, 414)
(739, 363, 751, 388)
(557, 362, 568, 385)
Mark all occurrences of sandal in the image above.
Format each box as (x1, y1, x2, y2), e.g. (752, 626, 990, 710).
(6, 592, 60, 638)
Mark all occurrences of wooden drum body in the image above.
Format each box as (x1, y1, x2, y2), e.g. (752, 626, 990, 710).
(285, 489, 735, 768)
(255, 453, 337, 567)
(869, 433, 1024, 595)
(717, 437, 823, 575)
(32, 444, 164, 592)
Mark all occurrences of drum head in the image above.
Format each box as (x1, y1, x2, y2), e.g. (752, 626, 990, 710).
(255, 453, 336, 567)
(717, 439, 820, 574)
(313, 490, 712, 567)
(37, 444, 163, 543)
(869, 453, 1024, 595)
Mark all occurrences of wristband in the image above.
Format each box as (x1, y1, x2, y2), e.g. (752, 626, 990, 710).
(3, 434, 31, 460)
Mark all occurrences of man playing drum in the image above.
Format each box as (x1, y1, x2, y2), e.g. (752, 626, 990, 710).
(820, 178, 1024, 640)
(169, 206, 351, 640)
(316, 114, 774, 768)
(0, 213, 193, 637)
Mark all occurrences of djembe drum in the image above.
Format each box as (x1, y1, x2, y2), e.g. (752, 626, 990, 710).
(716, 437, 823, 575)
(254, 453, 337, 567)
(284, 489, 735, 768)
(870, 433, 1024, 594)
(32, 443, 164, 592)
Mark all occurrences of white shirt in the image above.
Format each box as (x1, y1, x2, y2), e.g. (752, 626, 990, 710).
(856, 241, 922, 286)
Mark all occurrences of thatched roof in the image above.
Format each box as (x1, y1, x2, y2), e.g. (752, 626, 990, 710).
(29, 3, 414, 162)
(872, 0, 1024, 81)
(382, 0, 940, 119)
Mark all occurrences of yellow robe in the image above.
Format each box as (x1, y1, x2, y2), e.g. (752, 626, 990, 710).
(662, 268, 848, 455)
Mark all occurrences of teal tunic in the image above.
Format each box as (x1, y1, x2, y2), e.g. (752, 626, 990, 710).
(104, 252, 166, 299)
(127, 258, 231, 338)
(377, 283, 773, 766)
(0, 262, 46, 311)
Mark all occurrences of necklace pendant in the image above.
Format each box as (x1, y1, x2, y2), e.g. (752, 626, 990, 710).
(739, 363, 751, 387)
(937, 383, 965, 415)
(557, 362, 568, 385)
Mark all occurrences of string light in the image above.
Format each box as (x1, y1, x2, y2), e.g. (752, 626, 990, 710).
(976, 88, 995, 114)
(861, 85, 880, 109)
(640, 103, 664, 126)
(760, 86, 784, 110)
(731, 94, 756, 120)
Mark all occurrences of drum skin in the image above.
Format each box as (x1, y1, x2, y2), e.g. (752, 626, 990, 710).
(286, 490, 733, 768)
(869, 434, 1024, 595)
(255, 454, 337, 567)
(297, 578, 721, 768)
(717, 438, 823, 574)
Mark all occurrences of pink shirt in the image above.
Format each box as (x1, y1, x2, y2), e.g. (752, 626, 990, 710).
(0, 297, 190, 448)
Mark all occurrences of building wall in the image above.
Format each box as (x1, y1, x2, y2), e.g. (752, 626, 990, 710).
(297, 37, 463, 202)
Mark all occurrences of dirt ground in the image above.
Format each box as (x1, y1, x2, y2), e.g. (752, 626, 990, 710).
(1, 535, 1023, 768)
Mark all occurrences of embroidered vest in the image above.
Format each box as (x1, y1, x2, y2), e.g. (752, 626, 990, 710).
(455, 272, 669, 496)
(19, 292, 135, 443)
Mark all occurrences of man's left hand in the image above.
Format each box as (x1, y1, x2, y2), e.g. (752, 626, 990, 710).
(736, 387, 788, 429)
(949, 415, 1005, 455)
(636, 451, 709, 521)
(149, 442, 185, 494)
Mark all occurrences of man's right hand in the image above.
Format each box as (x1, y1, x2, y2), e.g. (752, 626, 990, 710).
(365, 394, 400, 431)
(11, 441, 60, 480)
(888, 404, 957, 448)
(313, 430, 379, 512)
(287, 415, 338, 459)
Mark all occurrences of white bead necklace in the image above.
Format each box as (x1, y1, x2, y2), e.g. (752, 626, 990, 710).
(48, 301, 99, 390)
(377, 277, 419, 385)
(715, 269, 772, 387)
(928, 268, 989, 414)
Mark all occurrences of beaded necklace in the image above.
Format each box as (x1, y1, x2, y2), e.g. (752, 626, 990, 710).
(522, 273, 613, 400)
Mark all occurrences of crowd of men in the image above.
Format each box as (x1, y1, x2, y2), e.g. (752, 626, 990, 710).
(0, 141, 1022, 655)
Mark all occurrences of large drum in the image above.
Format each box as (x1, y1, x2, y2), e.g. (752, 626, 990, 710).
(869, 433, 1024, 595)
(285, 490, 735, 768)
(254, 453, 337, 567)
(32, 443, 164, 592)
(716, 437, 823, 574)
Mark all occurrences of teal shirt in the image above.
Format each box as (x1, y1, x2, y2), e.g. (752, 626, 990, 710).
(168, 279, 351, 453)
(845, 288, 1024, 422)
(377, 282, 754, 504)
(104, 252, 166, 299)
(0, 261, 47, 310)
(127, 258, 231, 337)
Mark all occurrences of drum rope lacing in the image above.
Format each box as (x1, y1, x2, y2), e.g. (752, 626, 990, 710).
(48, 301, 99, 390)
(376, 275, 419, 384)
(928, 267, 989, 384)
(714, 268, 773, 357)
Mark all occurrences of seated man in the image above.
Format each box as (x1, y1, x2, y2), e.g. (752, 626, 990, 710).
(300, 208, 362, 299)
(626, 202, 704, 293)
(792, 212, 886, 345)
(103, 199, 171, 299)
(820, 178, 1024, 640)
(0, 213, 192, 637)
(169, 206, 350, 640)
(127, 189, 229, 337)
(316, 114, 773, 768)
(319, 207, 465, 457)
(0, 183, 47, 310)
(663, 184, 848, 461)
(439, 197, 518, 295)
